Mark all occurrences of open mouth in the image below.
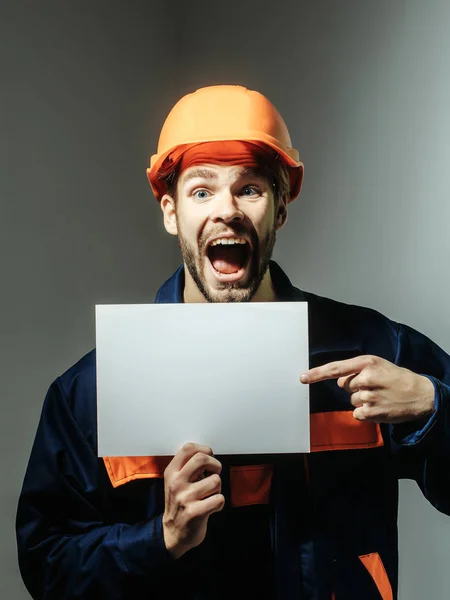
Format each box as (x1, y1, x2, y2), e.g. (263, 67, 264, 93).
(206, 237, 251, 281)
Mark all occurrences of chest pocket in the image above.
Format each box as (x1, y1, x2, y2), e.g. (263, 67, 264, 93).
(229, 464, 273, 507)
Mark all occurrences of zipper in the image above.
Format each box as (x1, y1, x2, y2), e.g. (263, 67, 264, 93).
(331, 558, 337, 600)
(303, 454, 311, 489)
(299, 454, 311, 599)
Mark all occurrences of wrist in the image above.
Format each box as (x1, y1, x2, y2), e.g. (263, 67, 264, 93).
(162, 518, 186, 560)
(415, 375, 435, 420)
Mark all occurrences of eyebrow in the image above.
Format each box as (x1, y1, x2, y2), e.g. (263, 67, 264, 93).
(239, 166, 267, 180)
(180, 166, 268, 186)
(181, 168, 219, 185)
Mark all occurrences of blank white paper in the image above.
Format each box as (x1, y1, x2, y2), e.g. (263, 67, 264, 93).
(95, 302, 310, 456)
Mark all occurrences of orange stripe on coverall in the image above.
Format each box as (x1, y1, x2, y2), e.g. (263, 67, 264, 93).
(103, 411, 383, 507)
(359, 552, 393, 600)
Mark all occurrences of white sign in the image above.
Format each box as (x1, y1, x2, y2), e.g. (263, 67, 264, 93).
(96, 302, 310, 456)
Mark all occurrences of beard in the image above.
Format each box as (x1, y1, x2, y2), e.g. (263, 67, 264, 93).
(177, 221, 277, 303)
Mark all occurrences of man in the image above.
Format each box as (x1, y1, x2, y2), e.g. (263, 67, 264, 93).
(16, 85, 450, 600)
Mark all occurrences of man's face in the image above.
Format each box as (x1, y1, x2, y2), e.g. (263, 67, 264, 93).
(161, 163, 285, 303)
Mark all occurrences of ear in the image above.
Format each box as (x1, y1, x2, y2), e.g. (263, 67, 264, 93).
(160, 194, 178, 236)
(275, 201, 288, 230)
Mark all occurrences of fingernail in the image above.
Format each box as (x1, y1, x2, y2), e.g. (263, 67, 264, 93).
(300, 374, 309, 384)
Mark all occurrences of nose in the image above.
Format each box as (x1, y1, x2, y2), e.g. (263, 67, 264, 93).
(209, 191, 244, 223)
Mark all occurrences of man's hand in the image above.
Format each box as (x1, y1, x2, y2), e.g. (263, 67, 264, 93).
(162, 442, 225, 560)
(300, 355, 435, 424)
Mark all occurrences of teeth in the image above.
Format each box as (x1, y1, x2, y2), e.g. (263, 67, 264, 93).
(210, 238, 247, 246)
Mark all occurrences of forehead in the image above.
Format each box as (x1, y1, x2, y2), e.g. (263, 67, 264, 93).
(178, 163, 268, 187)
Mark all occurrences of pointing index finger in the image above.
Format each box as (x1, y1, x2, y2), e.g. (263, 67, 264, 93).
(300, 355, 371, 384)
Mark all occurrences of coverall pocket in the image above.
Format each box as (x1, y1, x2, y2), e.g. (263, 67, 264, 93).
(229, 464, 273, 507)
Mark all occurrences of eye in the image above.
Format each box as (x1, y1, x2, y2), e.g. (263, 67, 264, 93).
(192, 189, 211, 201)
(240, 185, 262, 198)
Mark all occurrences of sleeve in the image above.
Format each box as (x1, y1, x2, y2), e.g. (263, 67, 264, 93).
(389, 323, 450, 516)
(15, 377, 175, 600)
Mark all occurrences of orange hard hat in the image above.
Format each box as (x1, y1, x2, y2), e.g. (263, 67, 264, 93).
(147, 85, 304, 202)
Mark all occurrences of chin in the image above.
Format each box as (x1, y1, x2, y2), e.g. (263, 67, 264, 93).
(202, 260, 254, 302)
(207, 287, 254, 303)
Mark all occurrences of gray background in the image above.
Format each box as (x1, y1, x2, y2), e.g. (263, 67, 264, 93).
(2, 1, 449, 598)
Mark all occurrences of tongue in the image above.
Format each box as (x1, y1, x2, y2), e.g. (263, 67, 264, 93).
(210, 246, 244, 274)
(212, 259, 240, 274)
